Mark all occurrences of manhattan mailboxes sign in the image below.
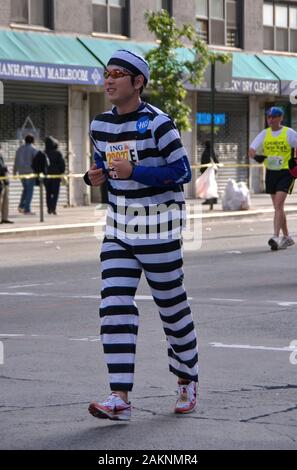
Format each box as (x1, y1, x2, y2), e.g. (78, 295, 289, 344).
(0, 60, 104, 86)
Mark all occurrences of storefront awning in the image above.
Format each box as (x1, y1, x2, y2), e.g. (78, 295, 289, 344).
(185, 51, 280, 95)
(0, 30, 104, 85)
(256, 54, 297, 95)
(78, 36, 154, 67)
(230, 52, 280, 95)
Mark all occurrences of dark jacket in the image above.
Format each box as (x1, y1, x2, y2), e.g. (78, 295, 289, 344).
(32, 137, 65, 175)
(200, 143, 219, 174)
(0, 153, 9, 188)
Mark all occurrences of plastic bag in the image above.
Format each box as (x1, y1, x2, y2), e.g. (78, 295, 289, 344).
(195, 166, 218, 199)
(222, 179, 251, 211)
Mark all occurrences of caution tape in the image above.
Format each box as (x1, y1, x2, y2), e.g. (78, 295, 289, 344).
(191, 163, 263, 170)
(0, 163, 265, 182)
(0, 173, 83, 181)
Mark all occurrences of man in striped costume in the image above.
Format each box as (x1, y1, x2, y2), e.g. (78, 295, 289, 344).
(84, 50, 198, 421)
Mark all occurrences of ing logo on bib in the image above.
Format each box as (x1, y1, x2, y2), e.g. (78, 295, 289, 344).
(105, 141, 139, 167)
(136, 116, 150, 134)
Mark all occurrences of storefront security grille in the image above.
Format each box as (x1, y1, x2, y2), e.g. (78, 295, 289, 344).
(196, 93, 249, 195)
(0, 81, 69, 210)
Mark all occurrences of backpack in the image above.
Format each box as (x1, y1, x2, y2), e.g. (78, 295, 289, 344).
(32, 151, 50, 174)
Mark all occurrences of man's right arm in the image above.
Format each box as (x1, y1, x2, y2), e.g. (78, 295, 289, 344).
(249, 130, 266, 158)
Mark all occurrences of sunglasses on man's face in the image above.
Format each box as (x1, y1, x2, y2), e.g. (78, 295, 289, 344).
(104, 69, 134, 80)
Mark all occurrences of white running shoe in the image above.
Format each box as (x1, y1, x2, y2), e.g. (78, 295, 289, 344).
(174, 381, 197, 414)
(279, 236, 295, 250)
(268, 236, 280, 251)
(88, 392, 131, 421)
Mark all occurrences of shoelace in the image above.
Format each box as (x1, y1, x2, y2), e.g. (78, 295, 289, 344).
(102, 393, 120, 406)
(177, 385, 189, 402)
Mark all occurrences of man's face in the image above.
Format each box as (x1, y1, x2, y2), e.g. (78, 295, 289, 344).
(104, 66, 140, 105)
(267, 114, 283, 129)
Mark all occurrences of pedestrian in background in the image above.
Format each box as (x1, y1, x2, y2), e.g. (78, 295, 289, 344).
(84, 50, 198, 422)
(200, 140, 219, 205)
(13, 134, 37, 215)
(249, 106, 297, 251)
(43, 137, 65, 215)
(0, 145, 13, 224)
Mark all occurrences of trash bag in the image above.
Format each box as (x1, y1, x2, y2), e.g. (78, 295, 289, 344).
(222, 179, 251, 211)
(195, 166, 218, 200)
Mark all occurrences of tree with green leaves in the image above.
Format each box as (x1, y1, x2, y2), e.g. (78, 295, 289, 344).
(145, 9, 231, 131)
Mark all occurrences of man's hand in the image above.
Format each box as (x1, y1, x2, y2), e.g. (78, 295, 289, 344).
(112, 159, 133, 179)
(248, 148, 256, 159)
(88, 164, 106, 186)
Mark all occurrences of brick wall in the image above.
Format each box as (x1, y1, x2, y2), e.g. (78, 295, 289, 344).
(0, 0, 11, 26)
(54, 0, 92, 34)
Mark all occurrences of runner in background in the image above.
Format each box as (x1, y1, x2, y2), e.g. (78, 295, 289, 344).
(249, 107, 297, 251)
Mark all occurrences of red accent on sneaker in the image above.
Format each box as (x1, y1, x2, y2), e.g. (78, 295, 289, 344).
(88, 393, 131, 421)
(174, 381, 197, 414)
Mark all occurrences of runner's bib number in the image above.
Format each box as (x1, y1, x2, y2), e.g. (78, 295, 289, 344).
(267, 156, 284, 170)
(105, 141, 139, 168)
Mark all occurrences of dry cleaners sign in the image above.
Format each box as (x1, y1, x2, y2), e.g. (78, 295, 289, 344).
(230, 78, 280, 95)
(0, 60, 104, 86)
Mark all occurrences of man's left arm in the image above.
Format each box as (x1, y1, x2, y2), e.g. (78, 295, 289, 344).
(131, 157, 191, 187)
(288, 128, 297, 148)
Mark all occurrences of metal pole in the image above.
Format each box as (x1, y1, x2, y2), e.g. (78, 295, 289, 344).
(210, 61, 216, 211)
(210, 60, 215, 163)
(39, 175, 44, 222)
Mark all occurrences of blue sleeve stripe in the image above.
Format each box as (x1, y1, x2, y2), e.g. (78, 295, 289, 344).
(132, 156, 192, 187)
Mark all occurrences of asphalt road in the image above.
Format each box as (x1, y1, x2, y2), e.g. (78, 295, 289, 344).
(1, 215, 297, 450)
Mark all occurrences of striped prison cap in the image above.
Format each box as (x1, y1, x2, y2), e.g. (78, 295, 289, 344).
(107, 50, 150, 86)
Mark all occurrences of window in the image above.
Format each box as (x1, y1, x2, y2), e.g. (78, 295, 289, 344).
(196, 0, 209, 42)
(11, 0, 53, 28)
(196, 0, 208, 17)
(196, 0, 242, 47)
(156, 0, 172, 15)
(92, 0, 129, 36)
(263, 2, 297, 52)
(211, 0, 224, 19)
(263, 3, 273, 26)
(275, 5, 288, 27)
(197, 19, 208, 42)
(290, 6, 297, 52)
(290, 6, 297, 29)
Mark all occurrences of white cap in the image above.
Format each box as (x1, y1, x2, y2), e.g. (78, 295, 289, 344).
(107, 49, 150, 85)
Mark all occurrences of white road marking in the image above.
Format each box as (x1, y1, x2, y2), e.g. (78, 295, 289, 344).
(0, 292, 192, 301)
(0, 334, 100, 342)
(210, 342, 297, 352)
(69, 337, 100, 342)
(1, 335, 296, 351)
(7, 283, 54, 289)
(268, 301, 297, 307)
(0, 334, 25, 337)
(1, 290, 295, 306)
(210, 298, 244, 302)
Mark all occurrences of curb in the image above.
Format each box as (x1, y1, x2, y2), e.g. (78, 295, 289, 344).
(2, 207, 297, 238)
(0, 221, 105, 238)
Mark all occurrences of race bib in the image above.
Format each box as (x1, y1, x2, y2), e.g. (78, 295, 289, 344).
(105, 141, 139, 168)
(267, 156, 283, 170)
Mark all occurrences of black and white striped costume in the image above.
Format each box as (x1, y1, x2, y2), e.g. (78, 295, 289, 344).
(90, 102, 198, 391)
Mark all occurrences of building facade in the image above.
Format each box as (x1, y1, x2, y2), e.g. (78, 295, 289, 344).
(0, 0, 297, 205)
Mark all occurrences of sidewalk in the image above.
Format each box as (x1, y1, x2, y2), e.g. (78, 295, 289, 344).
(1, 193, 297, 238)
